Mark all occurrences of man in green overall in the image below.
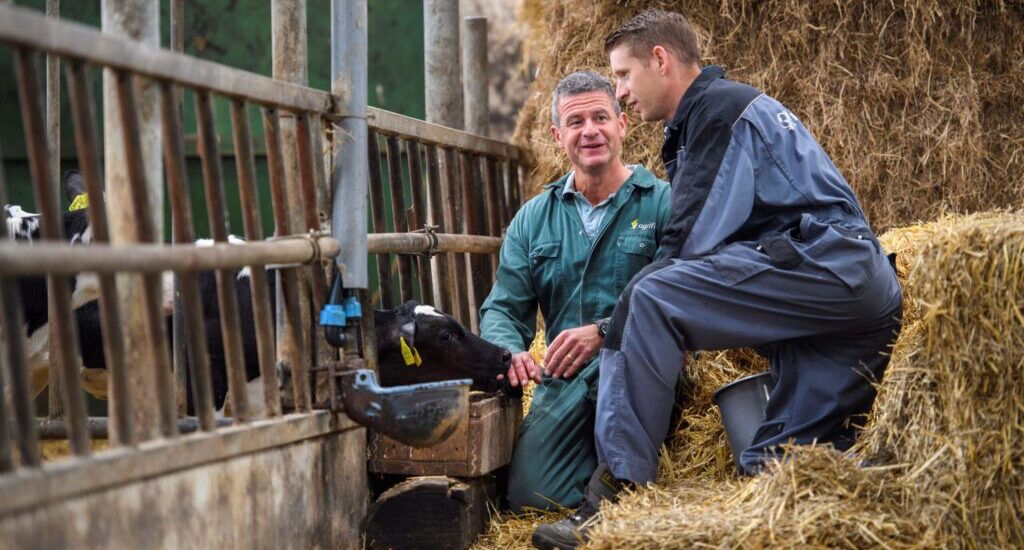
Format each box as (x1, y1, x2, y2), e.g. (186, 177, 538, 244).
(480, 71, 670, 512)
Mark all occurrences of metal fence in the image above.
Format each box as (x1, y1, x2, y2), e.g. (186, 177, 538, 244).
(0, 2, 521, 497)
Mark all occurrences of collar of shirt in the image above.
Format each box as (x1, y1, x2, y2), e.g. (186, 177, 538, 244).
(661, 65, 726, 167)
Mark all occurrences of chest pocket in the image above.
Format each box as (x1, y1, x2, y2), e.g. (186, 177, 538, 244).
(530, 241, 564, 313)
(614, 234, 656, 289)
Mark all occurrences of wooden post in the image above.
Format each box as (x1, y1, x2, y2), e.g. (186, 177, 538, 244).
(424, 0, 462, 129)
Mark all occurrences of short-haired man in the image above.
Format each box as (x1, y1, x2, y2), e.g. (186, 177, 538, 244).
(531, 10, 902, 549)
(480, 71, 670, 513)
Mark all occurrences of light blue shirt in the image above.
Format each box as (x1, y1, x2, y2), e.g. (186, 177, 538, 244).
(563, 171, 620, 240)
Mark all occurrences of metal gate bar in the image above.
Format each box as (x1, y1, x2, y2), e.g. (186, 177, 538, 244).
(66, 60, 136, 444)
(230, 100, 282, 418)
(404, 140, 434, 305)
(14, 47, 92, 454)
(384, 135, 415, 302)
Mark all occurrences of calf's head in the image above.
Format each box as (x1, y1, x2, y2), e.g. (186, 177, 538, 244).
(375, 301, 511, 392)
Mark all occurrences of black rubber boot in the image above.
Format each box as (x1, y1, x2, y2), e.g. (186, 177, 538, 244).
(530, 464, 630, 550)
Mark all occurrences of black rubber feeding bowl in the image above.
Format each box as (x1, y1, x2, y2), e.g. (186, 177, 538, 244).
(713, 371, 774, 471)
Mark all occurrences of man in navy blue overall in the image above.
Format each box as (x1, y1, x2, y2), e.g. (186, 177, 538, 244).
(531, 10, 902, 550)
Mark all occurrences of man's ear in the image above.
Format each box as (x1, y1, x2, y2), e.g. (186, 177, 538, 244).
(550, 123, 561, 145)
(618, 110, 628, 136)
(652, 45, 670, 75)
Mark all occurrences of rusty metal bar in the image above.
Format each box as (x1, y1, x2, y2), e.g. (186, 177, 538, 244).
(262, 107, 311, 412)
(170, 0, 188, 420)
(14, 47, 91, 456)
(0, 321, 12, 471)
(385, 135, 415, 302)
(294, 113, 331, 316)
(483, 156, 502, 276)
(231, 99, 281, 418)
(0, 238, 341, 276)
(459, 152, 489, 332)
(503, 159, 517, 225)
(45, 2, 63, 419)
(0, 4, 331, 114)
(441, 147, 472, 325)
(367, 108, 517, 160)
(0, 151, 38, 468)
(367, 131, 393, 309)
(65, 60, 135, 445)
(404, 140, 434, 303)
(195, 90, 250, 423)
(424, 144, 456, 315)
(113, 68, 178, 439)
(368, 233, 501, 255)
(158, 79, 216, 431)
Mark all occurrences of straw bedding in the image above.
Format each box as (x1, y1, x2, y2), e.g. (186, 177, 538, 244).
(475, 212, 1024, 549)
(513, 0, 1024, 233)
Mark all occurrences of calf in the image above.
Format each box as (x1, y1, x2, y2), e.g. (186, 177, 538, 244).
(373, 300, 512, 392)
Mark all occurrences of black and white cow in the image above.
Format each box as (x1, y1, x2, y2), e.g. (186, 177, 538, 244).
(5, 171, 514, 418)
(374, 300, 512, 392)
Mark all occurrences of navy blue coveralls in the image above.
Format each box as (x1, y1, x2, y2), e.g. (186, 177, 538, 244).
(595, 66, 903, 480)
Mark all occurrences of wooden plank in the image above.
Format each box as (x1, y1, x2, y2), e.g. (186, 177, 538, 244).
(0, 4, 330, 113)
(365, 475, 496, 550)
(368, 393, 521, 477)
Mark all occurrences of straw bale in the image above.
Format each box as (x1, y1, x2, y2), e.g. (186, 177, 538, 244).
(588, 447, 933, 549)
(863, 211, 1024, 546)
(514, 1, 1024, 232)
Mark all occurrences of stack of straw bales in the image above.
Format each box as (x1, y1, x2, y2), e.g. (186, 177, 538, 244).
(475, 212, 1024, 549)
(514, 0, 1024, 232)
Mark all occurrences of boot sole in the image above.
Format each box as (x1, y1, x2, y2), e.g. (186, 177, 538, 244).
(531, 530, 579, 550)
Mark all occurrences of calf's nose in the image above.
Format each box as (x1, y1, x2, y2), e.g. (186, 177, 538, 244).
(501, 350, 512, 363)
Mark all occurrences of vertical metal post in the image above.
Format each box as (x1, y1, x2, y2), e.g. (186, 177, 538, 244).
(367, 132, 393, 309)
(404, 140, 433, 303)
(230, 100, 281, 418)
(15, 48, 91, 456)
(462, 16, 488, 137)
(158, 80, 215, 430)
(45, 0, 63, 419)
(170, 0, 188, 416)
(425, 144, 455, 315)
(424, 0, 463, 129)
(0, 146, 38, 468)
(272, 0, 313, 401)
(65, 60, 135, 445)
(385, 136, 414, 301)
(102, 0, 163, 442)
(331, 0, 368, 291)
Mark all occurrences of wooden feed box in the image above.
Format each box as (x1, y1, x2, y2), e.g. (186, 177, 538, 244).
(368, 391, 522, 477)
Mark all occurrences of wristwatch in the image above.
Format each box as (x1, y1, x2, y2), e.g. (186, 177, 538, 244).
(594, 317, 611, 338)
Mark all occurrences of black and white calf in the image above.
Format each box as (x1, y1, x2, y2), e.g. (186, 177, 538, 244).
(5, 171, 514, 419)
(373, 301, 512, 392)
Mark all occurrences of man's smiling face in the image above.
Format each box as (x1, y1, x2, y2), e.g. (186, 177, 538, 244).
(550, 91, 628, 174)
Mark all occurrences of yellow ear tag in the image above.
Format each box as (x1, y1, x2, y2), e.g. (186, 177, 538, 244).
(68, 193, 89, 212)
(400, 336, 423, 367)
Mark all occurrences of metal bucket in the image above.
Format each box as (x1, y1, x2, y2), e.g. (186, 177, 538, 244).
(713, 371, 774, 471)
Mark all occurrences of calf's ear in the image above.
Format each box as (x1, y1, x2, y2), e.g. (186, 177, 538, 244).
(64, 170, 87, 204)
(399, 320, 416, 348)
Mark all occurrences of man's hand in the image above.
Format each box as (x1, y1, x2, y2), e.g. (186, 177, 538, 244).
(496, 351, 543, 387)
(544, 324, 602, 379)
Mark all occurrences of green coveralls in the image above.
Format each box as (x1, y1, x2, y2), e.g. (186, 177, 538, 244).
(480, 165, 669, 511)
